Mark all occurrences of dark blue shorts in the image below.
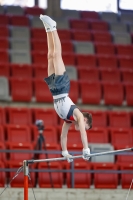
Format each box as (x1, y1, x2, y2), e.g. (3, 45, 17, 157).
(44, 71, 70, 96)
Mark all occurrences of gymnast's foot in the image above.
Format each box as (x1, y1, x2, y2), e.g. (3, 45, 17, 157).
(40, 15, 56, 32)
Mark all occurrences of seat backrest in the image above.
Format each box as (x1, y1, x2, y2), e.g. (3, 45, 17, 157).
(31, 16, 44, 28)
(10, 39, 30, 51)
(87, 127, 109, 143)
(6, 124, 31, 143)
(108, 111, 131, 128)
(6, 5, 24, 15)
(74, 41, 94, 54)
(0, 77, 10, 101)
(100, 12, 118, 22)
(90, 143, 115, 163)
(7, 107, 32, 125)
(0, 107, 6, 124)
(66, 66, 77, 80)
(113, 33, 131, 44)
(110, 22, 128, 33)
(10, 51, 31, 64)
(11, 64, 33, 78)
(10, 26, 30, 39)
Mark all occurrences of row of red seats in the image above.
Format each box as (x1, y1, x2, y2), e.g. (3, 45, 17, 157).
(1, 77, 133, 105)
(1, 36, 133, 56)
(0, 161, 133, 189)
(0, 107, 133, 127)
(1, 26, 133, 45)
(0, 64, 133, 83)
(1, 125, 133, 146)
(0, 27, 127, 44)
(1, 50, 133, 69)
(0, 15, 109, 31)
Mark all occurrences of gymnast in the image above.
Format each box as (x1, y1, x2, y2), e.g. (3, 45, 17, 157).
(40, 15, 92, 162)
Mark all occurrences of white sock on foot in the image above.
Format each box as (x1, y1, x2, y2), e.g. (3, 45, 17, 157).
(40, 15, 56, 32)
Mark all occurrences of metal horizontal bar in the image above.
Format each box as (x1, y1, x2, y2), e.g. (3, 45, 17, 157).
(27, 147, 133, 164)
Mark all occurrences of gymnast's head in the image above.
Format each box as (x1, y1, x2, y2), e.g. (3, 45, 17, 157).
(75, 112, 92, 131)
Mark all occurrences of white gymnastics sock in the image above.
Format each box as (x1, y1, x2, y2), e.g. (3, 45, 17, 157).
(40, 15, 56, 32)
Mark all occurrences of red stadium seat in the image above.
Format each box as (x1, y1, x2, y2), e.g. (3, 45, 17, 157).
(115, 45, 133, 56)
(118, 56, 133, 70)
(69, 80, 79, 103)
(71, 30, 92, 41)
(0, 15, 9, 26)
(6, 125, 31, 145)
(86, 110, 107, 127)
(0, 63, 10, 77)
(100, 68, 121, 82)
(33, 108, 58, 126)
(80, 11, 100, 20)
(76, 54, 97, 67)
(38, 162, 63, 188)
(79, 81, 102, 104)
(0, 161, 5, 187)
(116, 145, 133, 164)
(10, 64, 33, 78)
(10, 78, 33, 102)
(6, 107, 32, 125)
(92, 31, 112, 43)
(31, 39, 47, 52)
(87, 127, 109, 143)
(32, 51, 47, 65)
(95, 43, 115, 55)
(0, 50, 9, 63)
(25, 6, 45, 16)
(61, 41, 74, 53)
(0, 38, 9, 50)
(0, 125, 4, 142)
(120, 163, 133, 189)
(58, 30, 72, 41)
(66, 162, 91, 188)
(102, 82, 124, 105)
(8, 161, 36, 188)
(32, 125, 58, 145)
(39, 145, 60, 159)
(121, 69, 133, 83)
(62, 53, 76, 66)
(69, 19, 90, 30)
(31, 28, 47, 39)
(0, 107, 6, 125)
(10, 16, 29, 26)
(108, 111, 131, 128)
(97, 55, 118, 68)
(0, 142, 6, 163)
(90, 21, 109, 31)
(110, 128, 133, 147)
(0, 26, 9, 38)
(78, 67, 99, 81)
(124, 83, 133, 106)
(33, 65, 47, 78)
(33, 78, 53, 103)
(67, 129, 83, 146)
(93, 163, 118, 188)
(8, 142, 33, 161)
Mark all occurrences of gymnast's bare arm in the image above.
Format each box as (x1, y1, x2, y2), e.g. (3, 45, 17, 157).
(60, 121, 72, 151)
(73, 108, 89, 149)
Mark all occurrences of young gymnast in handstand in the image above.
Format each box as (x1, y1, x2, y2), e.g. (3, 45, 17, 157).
(40, 15, 92, 162)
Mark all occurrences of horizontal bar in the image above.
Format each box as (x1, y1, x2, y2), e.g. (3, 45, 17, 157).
(27, 147, 133, 164)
